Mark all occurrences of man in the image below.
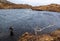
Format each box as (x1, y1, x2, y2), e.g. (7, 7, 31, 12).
(9, 26, 14, 36)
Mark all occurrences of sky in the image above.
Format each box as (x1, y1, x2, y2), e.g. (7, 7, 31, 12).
(7, 0, 60, 6)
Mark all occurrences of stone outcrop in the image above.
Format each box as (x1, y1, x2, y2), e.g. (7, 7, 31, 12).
(51, 29, 60, 41)
(18, 29, 60, 41)
(32, 4, 60, 12)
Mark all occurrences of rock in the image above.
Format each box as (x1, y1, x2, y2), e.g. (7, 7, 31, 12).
(51, 29, 60, 41)
(51, 29, 60, 37)
(18, 32, 34, 41)
(18, 32, 54, 41)
(39, 34, 54, 41)
(18, 29, 60, 41)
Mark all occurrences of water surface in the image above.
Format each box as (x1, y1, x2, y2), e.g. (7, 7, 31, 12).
(0, 9, 60, 40)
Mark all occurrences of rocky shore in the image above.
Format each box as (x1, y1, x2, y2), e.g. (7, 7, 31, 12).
(18, 29, 60, 41)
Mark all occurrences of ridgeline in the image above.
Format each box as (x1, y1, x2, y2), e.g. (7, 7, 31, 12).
(0, 1, 60, 12)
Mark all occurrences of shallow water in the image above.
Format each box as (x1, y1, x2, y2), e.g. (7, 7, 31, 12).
(0, 9, 60, 40)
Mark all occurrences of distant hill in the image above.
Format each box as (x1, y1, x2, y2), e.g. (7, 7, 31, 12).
(0, 1, 32, 9)
(32, 4, 60, 12)
(0, 0, 32, 9)
(0, 1, 60, 12)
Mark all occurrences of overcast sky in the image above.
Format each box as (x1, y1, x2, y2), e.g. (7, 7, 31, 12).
(7, 0, 60, 6)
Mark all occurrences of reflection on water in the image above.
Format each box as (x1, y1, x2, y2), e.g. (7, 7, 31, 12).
(0, 9, 60, 36)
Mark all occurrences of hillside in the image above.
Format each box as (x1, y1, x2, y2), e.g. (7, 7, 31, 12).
(32, 4, 60, 12)
(0, 1, 60, 12)
(0, 2, 32, 9)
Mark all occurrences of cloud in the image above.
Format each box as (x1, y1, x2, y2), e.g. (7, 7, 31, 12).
(7, 0, 60, 6)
